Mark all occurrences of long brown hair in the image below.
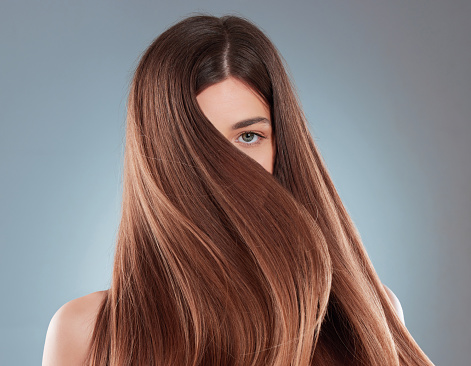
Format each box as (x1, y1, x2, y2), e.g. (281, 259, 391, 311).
(85, 14, 434, 365)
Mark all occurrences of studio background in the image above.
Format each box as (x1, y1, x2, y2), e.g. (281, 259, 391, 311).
(1, 1, 469, 365)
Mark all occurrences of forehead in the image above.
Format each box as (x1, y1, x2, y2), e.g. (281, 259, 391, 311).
(196, 77, 270, 133)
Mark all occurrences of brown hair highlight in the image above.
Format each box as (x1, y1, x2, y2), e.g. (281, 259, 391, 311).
(85, 14, 434, 366)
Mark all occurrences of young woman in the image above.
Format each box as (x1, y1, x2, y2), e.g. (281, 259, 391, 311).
(43, 14, 434, 366)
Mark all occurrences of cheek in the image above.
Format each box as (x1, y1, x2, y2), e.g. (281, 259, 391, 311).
(255, 144, 275, 173)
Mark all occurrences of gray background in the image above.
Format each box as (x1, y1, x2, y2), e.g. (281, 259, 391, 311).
(1, 1, 469, 365)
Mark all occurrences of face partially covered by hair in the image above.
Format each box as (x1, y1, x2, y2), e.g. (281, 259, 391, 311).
(196, 77, 276, 174)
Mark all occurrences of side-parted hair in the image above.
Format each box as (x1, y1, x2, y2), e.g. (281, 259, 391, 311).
(85, 14, 434, 365)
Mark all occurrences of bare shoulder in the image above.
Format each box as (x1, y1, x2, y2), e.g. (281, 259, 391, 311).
(382, 284, 405, 325)
(42, 290, 109, 366)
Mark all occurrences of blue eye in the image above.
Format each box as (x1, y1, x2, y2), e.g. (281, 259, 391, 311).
(236, 132, 266, 147)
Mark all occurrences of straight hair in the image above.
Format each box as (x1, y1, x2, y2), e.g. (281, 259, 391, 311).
(85, 14, 434, 365)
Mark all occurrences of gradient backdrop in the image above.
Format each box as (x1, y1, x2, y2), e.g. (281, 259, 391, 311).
(1, 1, 469, 365)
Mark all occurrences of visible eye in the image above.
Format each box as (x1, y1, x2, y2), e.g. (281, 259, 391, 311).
(235, 131, 266, 147)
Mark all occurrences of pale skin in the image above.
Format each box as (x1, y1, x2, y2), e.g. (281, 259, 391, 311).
(196, 77, 276, 174)
(42, 76, 404, 365)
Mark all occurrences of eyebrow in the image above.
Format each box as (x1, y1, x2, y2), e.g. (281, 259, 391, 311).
(231, 117, 270, 130)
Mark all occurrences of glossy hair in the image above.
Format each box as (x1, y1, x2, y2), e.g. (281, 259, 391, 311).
(85, 14, 434, 365)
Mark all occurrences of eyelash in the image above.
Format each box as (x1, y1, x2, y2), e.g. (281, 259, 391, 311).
(235, 131, 267, 147)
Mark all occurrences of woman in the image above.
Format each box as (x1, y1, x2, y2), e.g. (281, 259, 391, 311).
(43, 14, 433, 365)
